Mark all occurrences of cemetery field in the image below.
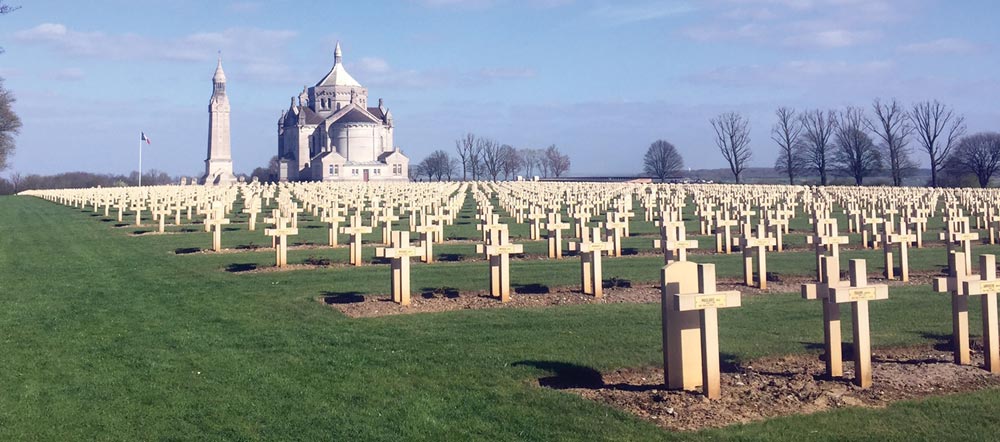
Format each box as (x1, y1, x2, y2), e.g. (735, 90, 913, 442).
(4, 194, 1000, 441)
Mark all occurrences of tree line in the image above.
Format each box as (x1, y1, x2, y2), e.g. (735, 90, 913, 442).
(710, 99, 982, 187)
(414, 133, 570, 181)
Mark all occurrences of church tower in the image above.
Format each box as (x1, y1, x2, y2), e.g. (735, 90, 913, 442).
(202, 55, 236, 185)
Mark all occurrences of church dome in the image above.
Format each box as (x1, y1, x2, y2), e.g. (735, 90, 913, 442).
(316, 42, 361, 87)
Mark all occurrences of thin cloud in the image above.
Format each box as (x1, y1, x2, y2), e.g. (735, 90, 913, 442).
(899, 38, 982, 55)
(680, 0, 906, 48)
(14, 23, 298, 83)
(590, 1, 694, 25)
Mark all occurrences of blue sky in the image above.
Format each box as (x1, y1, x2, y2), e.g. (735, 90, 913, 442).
(1, 0, 998, 177)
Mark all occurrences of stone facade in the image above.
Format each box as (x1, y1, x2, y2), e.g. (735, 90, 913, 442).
(277, 42, 408, 182)
(202, 56, 237, 185)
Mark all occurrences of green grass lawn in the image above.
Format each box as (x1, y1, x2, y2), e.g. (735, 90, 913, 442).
(3, 195, 1000, 441)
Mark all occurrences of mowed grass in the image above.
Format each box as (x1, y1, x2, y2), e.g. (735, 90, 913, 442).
(3, 195, 1000, 441)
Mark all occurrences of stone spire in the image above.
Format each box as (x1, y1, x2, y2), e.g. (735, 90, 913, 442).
(335, 41, 343, 65)
(213, 52, 227, 84)
(203, 55, 236, 186)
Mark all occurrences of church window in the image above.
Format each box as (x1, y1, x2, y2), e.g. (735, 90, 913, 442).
(392, 164, 402, 175)
(333, 165, 339, 175)
(352, 169, 358, 176)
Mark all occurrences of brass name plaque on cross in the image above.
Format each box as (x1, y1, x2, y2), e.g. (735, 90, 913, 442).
(493, 245, 519, 254)
(847, 287, 878, 301)
(694, 294, 728, 309)
(980, 281, 1000, 293)
(394, 248, 419, 257)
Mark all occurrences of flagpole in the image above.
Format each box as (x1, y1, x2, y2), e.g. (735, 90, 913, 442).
(138, 131, 142, 187)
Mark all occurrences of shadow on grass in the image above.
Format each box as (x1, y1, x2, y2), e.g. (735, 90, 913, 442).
(224, 227, 241, 232)
(920, 332, 955, 352)
(438, 254, 464, 262)
(225, 263, 258, 272)
(622, 248, 639, 256)
(114, 223, 129, 228)
(420, 287, 460, 299)
(514, 283, 550, 294)
(174, 247, 202, 255)
(236, 243, 263, 250)
(602, 277, 632, 289)
(133, 230, 152, 235)
(100, 218, 115, 223)
(513, 361, 604, 389)
(322, 291, 365, 304)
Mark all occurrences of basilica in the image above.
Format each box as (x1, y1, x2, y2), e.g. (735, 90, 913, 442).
(277, 43, 409, 182)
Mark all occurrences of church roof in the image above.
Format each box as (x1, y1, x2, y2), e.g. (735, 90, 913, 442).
(326, 103, 381, 125)
(367, 107, 385, 121)
(299, 106, 324, 125)
(316, 42, 361, 88)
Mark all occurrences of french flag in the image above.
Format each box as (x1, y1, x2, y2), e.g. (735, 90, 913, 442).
(141, 132, 151, 144)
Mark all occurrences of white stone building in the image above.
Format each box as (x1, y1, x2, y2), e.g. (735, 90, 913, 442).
(277, 43, 408, 182)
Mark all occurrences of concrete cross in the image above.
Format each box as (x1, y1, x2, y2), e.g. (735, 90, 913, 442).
(801, 255, 849, 378)
(713, 211, 738, 254)
(962, 254, 1000, 373)
(339, 214, 373, 266)
(882, 218, 916, 281)
(526, 209, 546, 241)
(862, 215, 885, 249)
(415, 214, 442, 263)
(264, 211, 298, 268)
(740, 223, 777, 289)
(242, 198, 261, 231)
(568, 227, 610, 297)
(828, 259, 890, 388)
(662, 261, 741, 399)
(602, 212, 628, 258)
(375, 230, 423, 306)
(321, 205, 346, 246)
(203, 201, 231, 252)
(933, 252, 984, 365)
(379, 207, 400, 245)
(542, 212, 570, 259)
(477, 227, 523, 302)
(807, 217, 849, 281)
(151, 205, 171, 234)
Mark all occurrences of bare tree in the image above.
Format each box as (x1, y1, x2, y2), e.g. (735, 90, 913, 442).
(865, 98, 914, 186)
(0, 78, 21, 171)
(910, 100, 966, 187)
(833, 107, 882, 185)
(710, 112, 752, 183)
(479, 138, 504, 181)
(643, 139, 684, 181)
(800, 109, 836, 185)
(499, 144, 521, 180)
(544, 144, 570, 177)
(454, 133, 475, 181)
(538, 149, 551, 177)
(947, 132, 1000, 188)
(0, 2, 20, 55)
(771, 107, 805, 185)
(469, 138, 487, 180)
(9, 170, 21, 192)
(520, 148, 541, 177)
(445, 157, 459, 181)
